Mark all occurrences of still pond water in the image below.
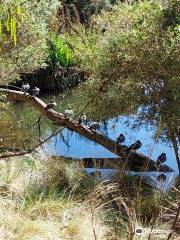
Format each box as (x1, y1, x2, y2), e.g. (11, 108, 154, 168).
(41, 93, 179, 175)
(9, 90, 178, 188)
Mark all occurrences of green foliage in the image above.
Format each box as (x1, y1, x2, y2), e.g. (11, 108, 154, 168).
(0, 1, 25, 46)
(68, 0, 179, 126)
(49, 35, 74, 67)
(0, 0, 60, 84)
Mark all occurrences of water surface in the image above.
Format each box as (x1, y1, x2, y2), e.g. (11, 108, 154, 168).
(41, 93, 179, 174)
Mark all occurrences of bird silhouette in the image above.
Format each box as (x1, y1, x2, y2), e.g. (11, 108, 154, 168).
(78, 113, 87, 125)
(31, 87, 40, 96)
(157, 173, 167, 182)
(45, 98, 57, 110)
(129, 140, 142, 151)
(116, 134, 125, 144)
(157, 153, 167, 165)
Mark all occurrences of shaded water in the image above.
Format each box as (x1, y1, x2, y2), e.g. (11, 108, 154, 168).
(45, 115, 178, 172)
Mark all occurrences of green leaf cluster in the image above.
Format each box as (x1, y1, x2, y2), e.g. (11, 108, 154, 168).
(49, 34, 74, 68)
(0, 1, 25, 46)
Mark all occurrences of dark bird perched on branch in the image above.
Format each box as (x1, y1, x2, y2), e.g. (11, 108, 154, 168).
(129, 140, 142, 151)
(78, 117, 82, 125)
(89, 121, 101, 131)
(157, 153, 167, 165)
(21, 83, 30, 92)
(116, 134, 125, 144)
(45, 98, 57, 110)
(157, 173, 167, 182)
(30, 87, 40, 97)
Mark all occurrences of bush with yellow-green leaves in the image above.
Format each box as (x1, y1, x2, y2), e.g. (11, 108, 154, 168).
(0, 0, 60, 84)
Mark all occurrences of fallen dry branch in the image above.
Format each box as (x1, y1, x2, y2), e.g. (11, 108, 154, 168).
(0, 88, 173, 172)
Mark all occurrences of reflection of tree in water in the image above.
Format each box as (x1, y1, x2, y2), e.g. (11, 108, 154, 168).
(102, 120, 109, 137)
(0, 102, 55, 151)
(0, 111, 30, 150)
(59, 132, 70, 149)
(136, 90, 180, 172)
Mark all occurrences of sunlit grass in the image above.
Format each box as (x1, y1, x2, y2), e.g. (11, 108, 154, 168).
(0, 154, 108, 240)
(0, 153, 179, 240)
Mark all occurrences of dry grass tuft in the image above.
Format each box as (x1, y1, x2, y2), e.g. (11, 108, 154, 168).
(0, 153, 179, 240)
(0, 154, 109, 240)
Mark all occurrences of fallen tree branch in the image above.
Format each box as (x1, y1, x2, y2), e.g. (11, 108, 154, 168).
(0, 88, 174, 172)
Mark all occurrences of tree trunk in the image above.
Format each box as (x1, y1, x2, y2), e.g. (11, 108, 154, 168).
(170, 132, 180, 174)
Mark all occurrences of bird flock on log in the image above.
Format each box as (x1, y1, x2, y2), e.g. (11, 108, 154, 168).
(20, 83, 168, 173)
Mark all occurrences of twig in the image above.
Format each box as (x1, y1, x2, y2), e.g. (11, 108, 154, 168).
(28, 115, 44, 129)
(59, 131, 70, 148)
(89, 200, 98, 240)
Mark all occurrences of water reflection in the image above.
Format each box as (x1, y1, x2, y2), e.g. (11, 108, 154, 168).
(1, 91, 178, 174)
(85, 168, 177, 190)
(45, 115, 178, 173)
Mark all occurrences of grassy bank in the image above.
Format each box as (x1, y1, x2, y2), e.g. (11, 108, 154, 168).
(0, 152, 179, 240)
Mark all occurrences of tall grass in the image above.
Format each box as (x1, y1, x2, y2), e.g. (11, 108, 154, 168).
(0, 152, 179, 239)
(0, 153, 107, 239)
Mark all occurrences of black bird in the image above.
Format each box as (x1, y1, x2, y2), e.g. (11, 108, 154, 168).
(157, 153, 167, 165)
(89, 121, 101, 131)
(116, 134, 125, 144)
(129, 140, 142, 151)
(45, 98, 57, 110)
(157, 173, 167, 182)
(78, 117, 82, 125)
(21, 83, 30, 92)
(31, 87, 40, 96)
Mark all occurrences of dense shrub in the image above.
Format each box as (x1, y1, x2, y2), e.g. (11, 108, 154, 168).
(0, 0, 60, 84)
(69, 0, 179, 125)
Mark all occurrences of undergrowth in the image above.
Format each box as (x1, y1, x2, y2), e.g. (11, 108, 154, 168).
(0, 152, 179, 240)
